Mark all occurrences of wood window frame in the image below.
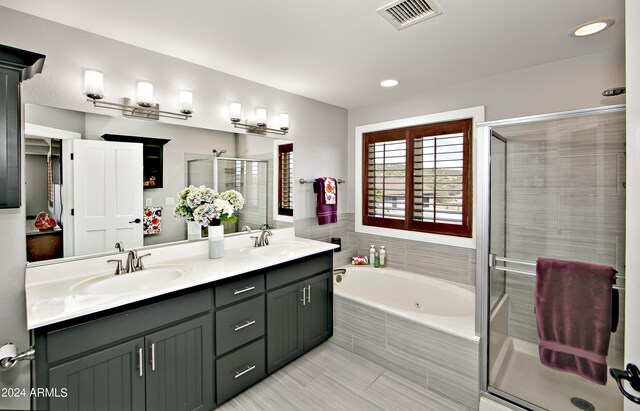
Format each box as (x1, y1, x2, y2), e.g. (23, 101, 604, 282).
(278, 143, 293, 216)
(362, 118, 472, 238)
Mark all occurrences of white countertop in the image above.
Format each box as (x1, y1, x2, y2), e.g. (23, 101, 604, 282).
(25, 228, 337, 330)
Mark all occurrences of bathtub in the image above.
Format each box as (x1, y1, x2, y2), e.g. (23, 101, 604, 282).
(333, 265, 476, 340)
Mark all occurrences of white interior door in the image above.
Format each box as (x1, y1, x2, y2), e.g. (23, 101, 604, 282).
(72, 139, 143, 256)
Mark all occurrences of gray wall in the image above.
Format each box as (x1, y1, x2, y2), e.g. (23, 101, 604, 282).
(347, 48, 626, 214)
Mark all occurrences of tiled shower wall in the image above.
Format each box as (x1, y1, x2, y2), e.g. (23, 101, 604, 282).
(294, 213, 476, 286)
(494, 111, 626, 365)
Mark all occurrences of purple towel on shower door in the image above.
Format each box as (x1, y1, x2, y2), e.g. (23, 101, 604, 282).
(314, 177, 337, 225)
(535, 257, 617, 385)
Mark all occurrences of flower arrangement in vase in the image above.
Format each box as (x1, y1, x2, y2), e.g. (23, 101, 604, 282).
(173, 186, 245, 258)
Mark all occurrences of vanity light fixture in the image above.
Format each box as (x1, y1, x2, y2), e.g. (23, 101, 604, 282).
(570, 17, 615, 37)
(228, 102, 289, 135)
(83, 69, 193, 120)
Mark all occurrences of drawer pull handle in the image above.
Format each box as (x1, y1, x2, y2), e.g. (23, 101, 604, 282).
(234, 364, 256, 379)
(307, 285, 311, 303)
(233, 285, 256, 295)
(301, 287, 306, 306)
(150, 343, 156, 372)
(137, 347, 143, 377)
(234, 320, 256, 332)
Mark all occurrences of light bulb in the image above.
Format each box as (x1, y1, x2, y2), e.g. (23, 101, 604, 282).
(84, 69, 104, 99)
(178, 90, 193, 114)
(229, 102, 242, 123)
(136, 80, 154, 107)
(279, 112, 290, 131)
(256, 107, 267, 127)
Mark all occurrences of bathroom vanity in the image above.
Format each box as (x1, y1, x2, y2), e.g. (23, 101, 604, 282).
(26, 230, 335, 410)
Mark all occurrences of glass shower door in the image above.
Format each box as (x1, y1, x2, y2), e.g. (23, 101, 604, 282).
(485, 109, 626, 411)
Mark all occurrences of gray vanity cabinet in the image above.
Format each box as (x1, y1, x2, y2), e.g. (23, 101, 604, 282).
(33, 250, 333, 409)
(48, 338, 146, 411)
(144, 315, 214, 411)
(302, 271, 333, 350)
(266, 281, 306, 373)
(266, 252, 333, 374)
(33, 289, 214, 411)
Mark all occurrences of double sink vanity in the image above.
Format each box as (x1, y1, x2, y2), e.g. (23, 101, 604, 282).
(26, 228, 336, 410)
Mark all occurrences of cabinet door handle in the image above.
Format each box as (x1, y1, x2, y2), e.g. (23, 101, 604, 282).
(307, 285, 311, 303)
(137, 347, 143, 377)
(150, 343, 156, 372)
(234, 364, 256, 379)
(233, 320, 256, 332)
(301, 287, 306, 306)
(233, 285, 255, 295)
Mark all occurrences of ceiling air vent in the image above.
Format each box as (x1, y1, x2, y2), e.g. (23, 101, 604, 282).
(377, 0, 443, 30)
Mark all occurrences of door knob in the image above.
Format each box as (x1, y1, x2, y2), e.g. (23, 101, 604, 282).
(610, 363, 640, 404)
(129, 218, 142, 224)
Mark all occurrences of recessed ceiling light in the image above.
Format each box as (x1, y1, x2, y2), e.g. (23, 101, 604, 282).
(570, 17, 615, 37)
(380, 79, 399, 88)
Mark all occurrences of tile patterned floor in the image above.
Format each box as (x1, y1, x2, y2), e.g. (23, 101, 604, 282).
(217, 340, 467, 411)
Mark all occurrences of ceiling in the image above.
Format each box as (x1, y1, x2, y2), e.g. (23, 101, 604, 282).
(0, 0, 625, 109)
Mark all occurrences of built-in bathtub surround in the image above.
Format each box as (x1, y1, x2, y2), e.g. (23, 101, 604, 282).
(332, 266, 479, 410)
(294, 212, 476, 286)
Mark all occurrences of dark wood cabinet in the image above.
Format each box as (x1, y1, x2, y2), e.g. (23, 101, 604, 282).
(101, 134, 170, 189)
(0, 45, 45, 208)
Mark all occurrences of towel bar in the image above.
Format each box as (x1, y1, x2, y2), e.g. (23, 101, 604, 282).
(489, 254, 625, 291)
(299, 178, 345, 184)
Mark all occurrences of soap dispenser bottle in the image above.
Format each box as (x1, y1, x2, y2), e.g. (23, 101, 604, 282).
(379, 246, 386, 268)
(369, 245, 376, 266)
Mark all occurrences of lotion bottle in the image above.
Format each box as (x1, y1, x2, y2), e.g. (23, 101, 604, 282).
(369, 245, 376, 266)
(379, 246, 386, 267)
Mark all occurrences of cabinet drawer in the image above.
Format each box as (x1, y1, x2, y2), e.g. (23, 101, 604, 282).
(46, 289, 212, 363)
(216, 295, 265, 356)
(215, 272, 265, 307)
(216, 338, 266, 404)
(266, 252, 332, 290)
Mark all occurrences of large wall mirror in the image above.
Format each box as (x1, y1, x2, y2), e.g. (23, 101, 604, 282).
(24, 104, 294, 264)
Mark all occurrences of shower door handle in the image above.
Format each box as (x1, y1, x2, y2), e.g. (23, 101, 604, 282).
(610, 363, 640, 404)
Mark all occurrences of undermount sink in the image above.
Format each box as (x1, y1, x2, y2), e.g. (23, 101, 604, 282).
(70, 265, 190, 296)
(238, 240, 308, 258)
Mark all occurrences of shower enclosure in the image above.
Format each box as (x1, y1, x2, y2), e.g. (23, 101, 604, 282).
(480, 106, 626, 410)
(187, 157, 269, 233)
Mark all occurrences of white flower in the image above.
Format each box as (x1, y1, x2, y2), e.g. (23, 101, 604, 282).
(213, 198, 235, 218)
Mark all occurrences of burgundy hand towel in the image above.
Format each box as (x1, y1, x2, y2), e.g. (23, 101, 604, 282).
(535, 257, 616, 385)
(314, 177, 337, 225)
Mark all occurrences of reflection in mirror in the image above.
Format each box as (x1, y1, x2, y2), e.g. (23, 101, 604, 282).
(24, 104, 293, 264)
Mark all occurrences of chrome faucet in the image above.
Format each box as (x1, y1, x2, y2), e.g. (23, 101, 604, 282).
(125, 249, 139, 273)
(123, 250, 151, 274)
(251, 229, 272, 247)
(241, 225, 252, 234)
(115, 241, 125, 252)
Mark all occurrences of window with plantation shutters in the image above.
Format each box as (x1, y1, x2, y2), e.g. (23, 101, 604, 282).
(362, 118, 472, 237)
(278, 143, 293, 216)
